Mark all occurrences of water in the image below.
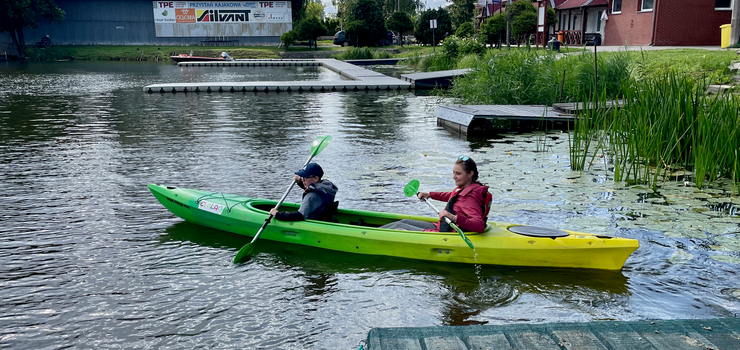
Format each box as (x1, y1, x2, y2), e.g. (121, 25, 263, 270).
(1, 61, 739, 349)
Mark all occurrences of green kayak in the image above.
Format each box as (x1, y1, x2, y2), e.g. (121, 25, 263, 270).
(149, 184, 639, 270)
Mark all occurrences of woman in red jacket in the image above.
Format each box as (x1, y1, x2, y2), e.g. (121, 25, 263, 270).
(382, 156, 490, 232)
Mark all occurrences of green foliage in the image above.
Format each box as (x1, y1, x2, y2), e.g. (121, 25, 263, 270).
(448, 0, 477, 30)
(415, 8, 452, 46)
(345, 0, 387, 47)
(0, 0, 66, 57)
(546, 7, 557, 29)
(382, 0, 424, 18)
(323, 16, 341, 34)
(455, 22, 475, 38)
(295, 17, 327, 49)
(480, 13, 506, 47)
(281, 30, 298, 48)
(511, 8, 537, 44)
(449, 49, 631, 105)
(627, 49, 737, 84)
(386, 11, 414, 42)
(442, 35, 485, 59)
(304, 1, 325, 20)
(570, 74, 740, 192)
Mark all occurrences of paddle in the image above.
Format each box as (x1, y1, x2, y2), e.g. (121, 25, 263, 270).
(404, 179, 475, 250)
(233, 135, 332, 263)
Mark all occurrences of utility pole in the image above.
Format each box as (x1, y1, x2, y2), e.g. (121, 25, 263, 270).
(732, 0, 740, 46)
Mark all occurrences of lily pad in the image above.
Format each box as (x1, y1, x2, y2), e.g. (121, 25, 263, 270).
(710, 255, 740, 264)
(710, 236, 740, 252)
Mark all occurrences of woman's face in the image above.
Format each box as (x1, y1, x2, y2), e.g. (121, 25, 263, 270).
(452, 164, 474, 187)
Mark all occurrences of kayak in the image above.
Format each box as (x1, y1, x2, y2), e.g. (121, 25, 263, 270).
(149, 184, 639, 270)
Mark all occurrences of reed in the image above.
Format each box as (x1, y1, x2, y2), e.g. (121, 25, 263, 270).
(450, 50, 631, 105)
(571, 73, 740, 192)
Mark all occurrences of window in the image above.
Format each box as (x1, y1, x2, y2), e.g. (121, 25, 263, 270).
(716, 0, 732, 10)
(597, 11, 602, 31)
(641, 0, 653, 11)
(612, 0, 622, 13)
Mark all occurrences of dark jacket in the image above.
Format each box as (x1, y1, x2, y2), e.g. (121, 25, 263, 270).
(275, 179, 338, 221)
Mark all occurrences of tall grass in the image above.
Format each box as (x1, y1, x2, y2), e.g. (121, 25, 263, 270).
(449, 50, 631, 105)
(570, 74, 740, 193)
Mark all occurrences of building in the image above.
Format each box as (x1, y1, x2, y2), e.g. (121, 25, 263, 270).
(554, 0, 732, 46)
(1, 0, 299, 57)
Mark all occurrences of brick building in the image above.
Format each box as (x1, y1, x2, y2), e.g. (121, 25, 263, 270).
(553, 0, 732, 46)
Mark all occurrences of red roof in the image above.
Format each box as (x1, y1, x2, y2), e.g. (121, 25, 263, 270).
(557, 0, 608, 10)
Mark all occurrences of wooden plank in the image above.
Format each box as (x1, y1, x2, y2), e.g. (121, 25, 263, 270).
(467, 334, 513, 350)
(424, 335, 467, 350)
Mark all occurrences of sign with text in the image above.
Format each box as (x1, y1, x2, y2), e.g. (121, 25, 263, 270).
(430, 19, 437, 29)
(153, 1, 291, 24)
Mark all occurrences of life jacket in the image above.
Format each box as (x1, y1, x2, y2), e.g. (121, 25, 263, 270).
(438, 183, 492, 232)
(302, 183, 338, 221)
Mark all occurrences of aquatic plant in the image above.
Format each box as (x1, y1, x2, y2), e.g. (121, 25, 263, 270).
(570, 74, 740, 194)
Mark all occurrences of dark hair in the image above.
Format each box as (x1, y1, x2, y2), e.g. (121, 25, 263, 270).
(455, 157, 479, 183)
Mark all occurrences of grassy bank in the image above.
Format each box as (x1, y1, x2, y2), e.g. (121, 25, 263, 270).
(23, 45, 283, 61)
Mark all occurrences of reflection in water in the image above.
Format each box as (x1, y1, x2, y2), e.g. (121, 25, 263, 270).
(1, 62, 739, 350)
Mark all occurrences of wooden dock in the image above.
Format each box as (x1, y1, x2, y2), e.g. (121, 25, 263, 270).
(366, 318, 740, 350)
(143, 59, 413, 93)
(400, 68, 471, 88)
(436, 105, 574, 134)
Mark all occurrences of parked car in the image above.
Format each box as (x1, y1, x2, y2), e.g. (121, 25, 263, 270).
(333, 31, 347, 46)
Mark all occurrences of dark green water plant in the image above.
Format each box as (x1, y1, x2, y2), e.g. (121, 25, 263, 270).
(570, 74, 740, 193)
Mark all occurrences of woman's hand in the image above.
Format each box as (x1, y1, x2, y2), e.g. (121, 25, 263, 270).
(269, 208, 278, 216)
(417, 192, 430, 202)
(439, 209, 457, 223)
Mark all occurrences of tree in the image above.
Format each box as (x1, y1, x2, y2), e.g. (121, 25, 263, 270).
(455, 21, 475, 38)
(415, 8, 452, 46)
(323, 14, 341, 34)
(382, 0, 424, 18)
(281, 30, 298, 49)
(480, 13, 506, 48)
(546, 7, 557, 32)
(304, 1, 325, 20)
(386, 12, 413, 46)
(345, 0, 386, 47)
(0, 0, 65, 58)
(505, 0, 536, 46)
(448, 0, 476, 31)
(296, 16, 327, 49)
(511, 9, 536, 46)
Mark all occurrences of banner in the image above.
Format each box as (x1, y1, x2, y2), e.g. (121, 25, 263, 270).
(153, 1, 291, 24)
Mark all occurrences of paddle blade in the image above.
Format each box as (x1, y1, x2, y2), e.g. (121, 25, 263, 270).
(404, 180, 420, 197)
(233, 243, 255, 263)
(310, 135, 332, 157)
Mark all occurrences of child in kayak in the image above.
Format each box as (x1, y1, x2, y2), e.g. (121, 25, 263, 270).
(269, 163, 338, 222)
(382, 156, 491, 232)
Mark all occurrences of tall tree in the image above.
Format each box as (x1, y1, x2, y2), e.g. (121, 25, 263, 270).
(345, 0, 386, 47)
(386, 11, 413, 46)
(415, 7, 451, 46)
(295, 16, 327, 49)
(447, 0, 476, 31)
(480, 12, 506, 48)
(304, 1, 325, 20)
(382, 0, 424, 18)
(0, 0, 65, 58)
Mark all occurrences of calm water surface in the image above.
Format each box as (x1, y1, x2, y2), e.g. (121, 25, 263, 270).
(1, 61, 739, 349)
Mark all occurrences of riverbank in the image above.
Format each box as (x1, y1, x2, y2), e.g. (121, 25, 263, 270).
(19, 44, 431, 62)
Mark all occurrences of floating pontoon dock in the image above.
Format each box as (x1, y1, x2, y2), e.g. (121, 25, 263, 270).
(436, 105, 574, 134)
(366, 318, 740, 350)
(400, 68, 471, 88)
(143, 59, 412, 93)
